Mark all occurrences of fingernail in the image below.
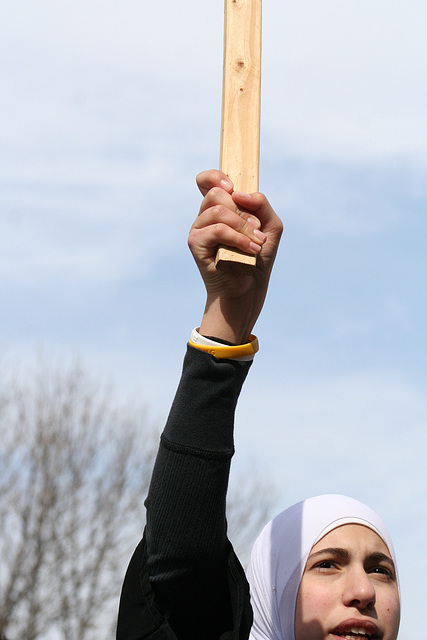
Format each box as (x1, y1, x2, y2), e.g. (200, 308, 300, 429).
(253, 228, 266, 242)
(249, 241, 262, 254)
(233, 191, 250, 198)
(246, 216, 259, 228)
(220, 178, 233, 190)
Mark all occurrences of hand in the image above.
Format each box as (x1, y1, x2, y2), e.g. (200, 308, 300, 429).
(188, 170, 283, 344)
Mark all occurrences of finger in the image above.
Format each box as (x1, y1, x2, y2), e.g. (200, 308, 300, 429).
(189, 223, 263, 260)
(199, 187, 263, 232)
(198, 186, 236, 216)
(232, 191, 283, 235)
(192, 206, 266, 248)
(196, 170, 234, 197)
(231, 191, 270, 213)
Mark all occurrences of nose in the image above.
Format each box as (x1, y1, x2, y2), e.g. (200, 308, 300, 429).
(342, 566, 376, 610)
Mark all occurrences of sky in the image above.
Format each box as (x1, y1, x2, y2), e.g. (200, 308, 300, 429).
(1, 1, 426, 638)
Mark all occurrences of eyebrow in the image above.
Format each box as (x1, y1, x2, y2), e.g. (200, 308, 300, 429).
(366, 552, 396, 570)
(308, 547, 350, 561)
(308, 547, 395, 570)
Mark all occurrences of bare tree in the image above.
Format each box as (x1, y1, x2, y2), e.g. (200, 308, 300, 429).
(0, 360, 156, 640)
(227, 469, 277, 568)
(0, 360, 276, 639)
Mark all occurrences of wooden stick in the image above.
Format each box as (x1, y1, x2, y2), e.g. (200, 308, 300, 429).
(215, 0, 262, 272)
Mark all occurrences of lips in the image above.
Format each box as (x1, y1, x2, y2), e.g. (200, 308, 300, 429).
(331, 618, 380, 639)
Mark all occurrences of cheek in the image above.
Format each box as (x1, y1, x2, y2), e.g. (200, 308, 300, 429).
(294, 582, 334, 640)
(380, 589, 400, 640)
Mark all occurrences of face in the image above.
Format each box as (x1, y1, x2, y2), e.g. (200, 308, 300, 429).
(294, 524, 400, 640)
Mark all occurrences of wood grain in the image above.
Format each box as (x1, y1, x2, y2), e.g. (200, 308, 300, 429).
(215, 0, 262, 272)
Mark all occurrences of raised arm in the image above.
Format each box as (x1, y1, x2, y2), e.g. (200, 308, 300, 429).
(117, 171, 282, 640)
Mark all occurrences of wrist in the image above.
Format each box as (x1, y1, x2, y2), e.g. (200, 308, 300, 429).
(199, 296, 256, 344)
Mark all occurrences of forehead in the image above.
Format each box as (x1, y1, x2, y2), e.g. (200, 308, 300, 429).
(311, 523, 390, 555)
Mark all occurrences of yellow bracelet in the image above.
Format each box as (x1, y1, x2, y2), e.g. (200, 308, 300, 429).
(188, 335, 259, 359)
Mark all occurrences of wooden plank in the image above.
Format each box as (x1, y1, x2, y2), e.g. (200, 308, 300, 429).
(215, 0, 262, 272)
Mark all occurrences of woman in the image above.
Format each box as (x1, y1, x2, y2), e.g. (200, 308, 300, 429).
(117, 171, 400, 640)
(248, 494, 400, 640)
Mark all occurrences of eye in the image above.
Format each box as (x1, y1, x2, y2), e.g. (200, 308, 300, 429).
(313, 560, 338, 571)
(369, 565, 395, 581)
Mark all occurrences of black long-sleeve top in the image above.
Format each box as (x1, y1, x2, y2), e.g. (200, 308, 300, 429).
(116, 345, 253, 640)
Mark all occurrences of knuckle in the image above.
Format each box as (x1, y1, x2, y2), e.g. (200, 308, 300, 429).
(207, 186, 223, 201)
(210, 204, 228, 220)
(187, 229, 196, 248)
(213, 222, 233, 243)
(213, 221, 226, 235)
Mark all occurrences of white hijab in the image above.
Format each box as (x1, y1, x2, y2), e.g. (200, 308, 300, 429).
(247, 494, 399, 640)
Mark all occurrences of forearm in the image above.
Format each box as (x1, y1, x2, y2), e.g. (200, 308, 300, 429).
(144, 345, 252, 636)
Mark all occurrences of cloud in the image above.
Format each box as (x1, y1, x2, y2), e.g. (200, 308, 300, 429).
(262, 156, 427, 237)
(262, 0, 427, 160)
(3, 0, 426, 167)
